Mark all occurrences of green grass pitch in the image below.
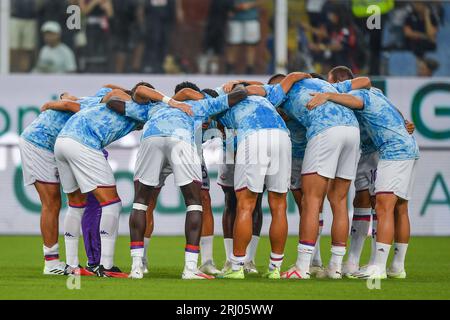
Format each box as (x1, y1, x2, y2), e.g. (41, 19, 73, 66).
(1, 235, 449, 300)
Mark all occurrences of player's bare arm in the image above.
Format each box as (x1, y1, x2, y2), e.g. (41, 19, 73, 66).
(350, 77, 371, 90)
(223, 80, 264, 93)
(307, 92, 364, 110)
(41, 100, 81, 113)
(134, 85, 193, 115)
(280, 72, 312, 93)
(172, 88, 204, 102)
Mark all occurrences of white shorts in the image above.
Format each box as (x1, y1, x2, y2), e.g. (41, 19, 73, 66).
(234, 129, 291, 193)
(227, 20, 261, 45)
(290, 158, 303, 191)
(302, 126, 360, 180)
(54, 138, 115, 194)
(375, 159, 418, 200)
(217, 163, 235, 188)
(19, 138, 60, 186)
(9, 18, 37, 50)
(134, 137, 202, 187)
(355, 151, 379, 195)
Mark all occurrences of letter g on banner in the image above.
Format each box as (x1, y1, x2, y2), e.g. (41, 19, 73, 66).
(412, 83, 450, 140)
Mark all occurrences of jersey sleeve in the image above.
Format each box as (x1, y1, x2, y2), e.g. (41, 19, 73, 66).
(215, 86, 226, 96)
(349, 89, 367, 106)
(263, 84, 286, 107)
(125, 100, 149, 122)
(332, 80, 353, 93)
(94, 87, 113, 98)
(195, 95, 229, 118)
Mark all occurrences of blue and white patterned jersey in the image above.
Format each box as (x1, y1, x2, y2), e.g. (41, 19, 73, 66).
(21, 89, 110, 152)
(332, 80, 377, 155)
(59, 97, 141, 150)
(217, 95, 288, 144)
(286, 119, 307, 160)
(140, 95, 229, 146)
(350, 88, 419, 160)
(280, 79, 359, 140)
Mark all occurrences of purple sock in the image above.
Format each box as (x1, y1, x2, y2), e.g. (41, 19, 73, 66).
(81, 149, 109, 266)
(82, 193, 102, 266)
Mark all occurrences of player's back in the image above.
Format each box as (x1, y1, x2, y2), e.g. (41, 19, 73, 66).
(60, 102, 138, 149)
(352, 88, 419, 160)
(218, 95, 287, 143)
(22, 96, 102, 152)
(286, 119, 307, 159)
(283, 78, 359, 139)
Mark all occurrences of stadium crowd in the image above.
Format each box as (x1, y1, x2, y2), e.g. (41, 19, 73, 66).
(7, 0, 449, 76)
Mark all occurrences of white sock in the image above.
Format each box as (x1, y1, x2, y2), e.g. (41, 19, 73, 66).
(99, 200, 121, 269)
(143, 237, 150, 262)
(64, 205, 85, 267)
(200, 235, 214, 264)
(269, 252, 284, 270)
(347, 208, 371, 266)
(224, 238, 233, 261)
(185, 245, 200, 270)
(296, 242, 315, 272)
(231, 254, 246, 271)
(245, 235, 260, 263)
(369, 209, 378, 265)
(374, 242, 391, 272)
(390, 242, 408, 272)
(130, 241, 144, 266)
(43, 243, 60, 267)
(330, 245, 346, 271)
(311, 213, 323, 266)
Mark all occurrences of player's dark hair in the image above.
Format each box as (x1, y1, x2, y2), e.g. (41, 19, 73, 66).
(175, 81, 201, 94)
(202, 88, 219, 98)
(267, 73, 286, 84)
(131, 81, 154, 94)
(329, 66, 355, 82)
(309, 73, 326, 80)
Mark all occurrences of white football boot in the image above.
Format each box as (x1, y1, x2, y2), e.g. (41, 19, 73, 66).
(280, 265, 311, 280)
(199, 260, 221, 275)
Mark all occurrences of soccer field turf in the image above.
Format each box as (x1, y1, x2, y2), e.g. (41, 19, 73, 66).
(0, 235, 449, 300)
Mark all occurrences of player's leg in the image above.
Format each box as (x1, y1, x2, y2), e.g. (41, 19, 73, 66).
(199, 189, 220, 275)
(91, 186, 125, 277)
(128, 181, 155, 279)
(170, 139, 212, 279)
(344, 189, 372, 275)
(143, 187, 161, 273)
(64, 189, 88, 273)
(34, 182, 64, 274)
(244, 193, 263, 273)
(388, 198, 410, 278)
(264, 191, 288, 279)
(82, 193, 102, 274)
(221, 186, 237, 268)
(327, 177, 353, 278)
(284, 173, 328, 279)
(230, 188, 259, 277)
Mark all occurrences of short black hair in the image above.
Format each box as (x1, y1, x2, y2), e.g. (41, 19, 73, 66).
(202, 88, 219, 98)
(174, 81, 200, 94)
(309, 73, 325, 80)
(131, 81, 154, 95)
(328, 66, 354, 82)
(268, 73, 286, 84)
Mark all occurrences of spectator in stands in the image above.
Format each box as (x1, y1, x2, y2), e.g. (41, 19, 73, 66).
(404, 1, 439, 58)
(9, 0, 40, 72)
(226, 0, 262, 74)
(111, 0, 146, 73)
(79, 0, 114, 72)
(308, 3, 359, 74)
(143, 0, 183, 74)
(417, 57, 440, 77)
(199, 0, 234, 74)
(33, 21, 77, 73)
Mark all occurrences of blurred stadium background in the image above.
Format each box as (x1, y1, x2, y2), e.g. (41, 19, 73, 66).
(0, 0, 449, 237)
